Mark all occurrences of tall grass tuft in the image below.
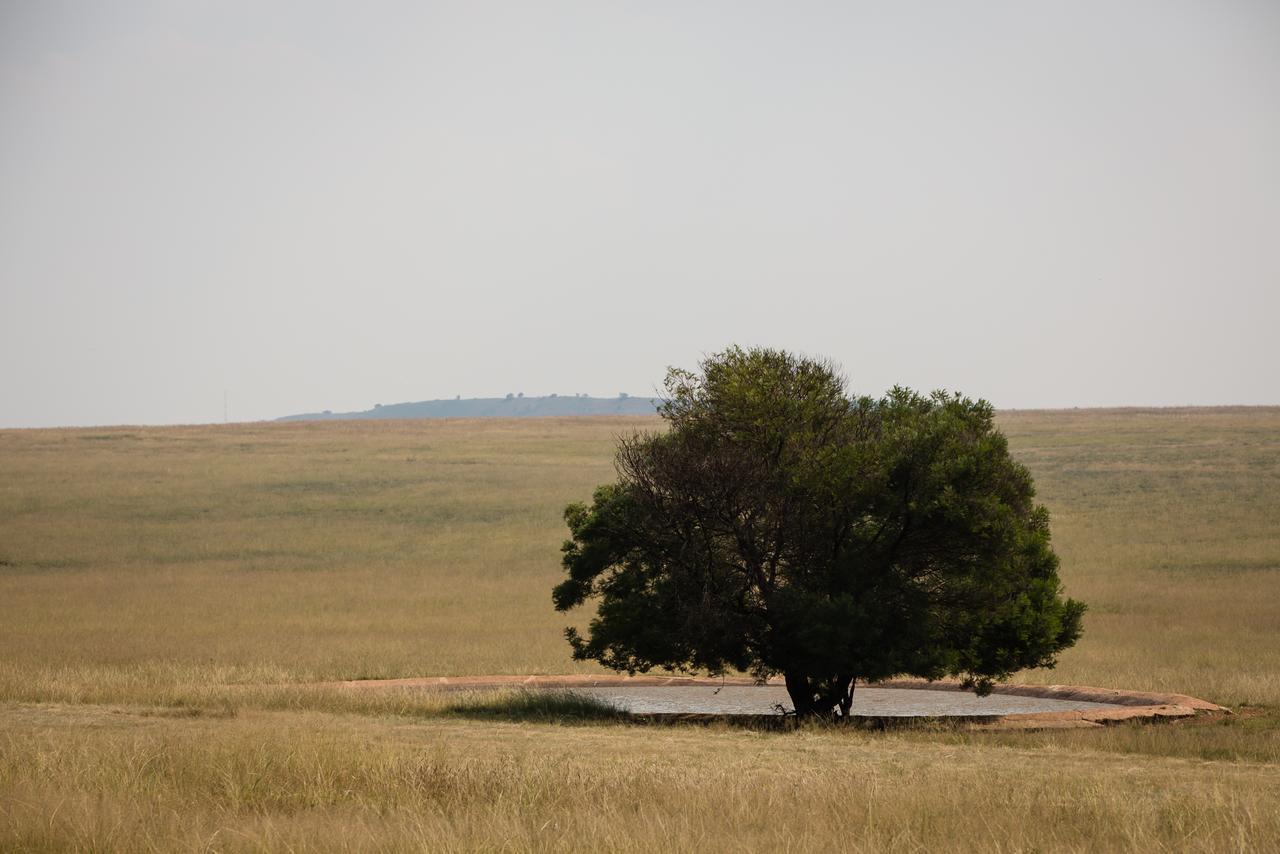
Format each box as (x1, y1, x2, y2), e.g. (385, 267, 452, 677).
(442, 688, 627, 722)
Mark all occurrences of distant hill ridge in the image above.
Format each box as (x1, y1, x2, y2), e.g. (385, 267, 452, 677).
(277, 394, 660, 421)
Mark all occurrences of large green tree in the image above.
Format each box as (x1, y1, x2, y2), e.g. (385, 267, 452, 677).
(553, 347, 1084, 718)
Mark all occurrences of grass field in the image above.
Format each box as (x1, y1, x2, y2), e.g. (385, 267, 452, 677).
(2, 410, 1279, 851)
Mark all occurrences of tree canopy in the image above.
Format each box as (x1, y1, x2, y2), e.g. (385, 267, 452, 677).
(552, 347, 1085, 718)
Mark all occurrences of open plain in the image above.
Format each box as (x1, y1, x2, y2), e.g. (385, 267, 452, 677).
(2, 409, 1279, 851)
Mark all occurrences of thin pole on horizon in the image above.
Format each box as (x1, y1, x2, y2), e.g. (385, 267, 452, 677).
(224, 390, 228, 424)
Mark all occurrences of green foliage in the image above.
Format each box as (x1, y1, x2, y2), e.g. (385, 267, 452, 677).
(554, 347, 1085, 716)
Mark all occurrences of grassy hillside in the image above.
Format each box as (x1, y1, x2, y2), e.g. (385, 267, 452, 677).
(2, 409, 1278, 851)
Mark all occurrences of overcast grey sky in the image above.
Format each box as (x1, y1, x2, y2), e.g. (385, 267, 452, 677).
(2, 1, 1277, 427)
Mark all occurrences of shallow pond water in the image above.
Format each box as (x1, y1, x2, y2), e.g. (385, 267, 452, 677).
(570, 685, 1124, 716)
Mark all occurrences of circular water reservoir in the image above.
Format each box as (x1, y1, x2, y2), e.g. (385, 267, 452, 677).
(570, 684, 1125, 716)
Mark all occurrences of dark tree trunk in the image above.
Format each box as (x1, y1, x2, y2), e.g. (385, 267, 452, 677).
(784, 672, 857, 720)
(784, 672, 817, 717)
(837, 674, 856, 720)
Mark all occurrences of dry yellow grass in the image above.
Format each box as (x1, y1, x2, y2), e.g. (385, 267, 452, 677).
(1, 409, 1279, 851)
(3, 703, 1278, 853)
(0, 418, 640, 682)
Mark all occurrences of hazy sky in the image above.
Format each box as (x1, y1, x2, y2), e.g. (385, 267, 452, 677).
(2, 1, 1277, 427)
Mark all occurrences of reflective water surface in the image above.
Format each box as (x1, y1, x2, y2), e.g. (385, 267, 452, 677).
(571, 685, 1123, 716)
